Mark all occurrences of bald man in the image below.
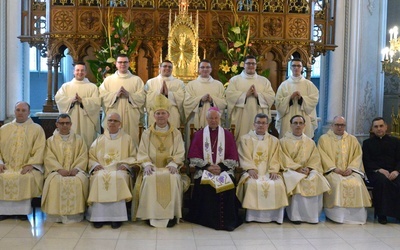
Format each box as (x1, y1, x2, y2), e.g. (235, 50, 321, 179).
(0, 101, 46, 221)
(317, 116, 371, 224)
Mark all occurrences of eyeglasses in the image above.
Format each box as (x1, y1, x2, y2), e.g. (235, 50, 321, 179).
(292, 122, 304, 125)
(199, 66, 211, 69)
(333, 124, 346, 127)
(291, 65, 302, 68)
(254, 122, 268, 125)
(57, 122, 71, 126)
(245, 62, 256, 66)
(117, 61, 129, 64)
(107, 119, 120, 123)
(161, 65, 173, 68)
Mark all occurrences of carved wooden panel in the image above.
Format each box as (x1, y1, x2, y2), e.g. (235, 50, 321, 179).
(20, 0, 337, 112)
(158, 12, 170, 35)
(197, 13, 207, 37)
(78, 10, 102, 32)
(52, 9, 75, 32)
(211, 14, 231, 37)
(132, 12, 155, 36)
(263, 16, 284, 38)
(286, 16, 310, 39)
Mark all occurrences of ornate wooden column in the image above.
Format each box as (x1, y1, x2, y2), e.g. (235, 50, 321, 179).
(43, 56, 56, 112)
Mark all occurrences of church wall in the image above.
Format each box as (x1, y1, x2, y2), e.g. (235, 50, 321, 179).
(6, 0, 26, 119)
(350, 0, 385, 138)
(0, 0, 6, 121)
(322, 0, 386, 142)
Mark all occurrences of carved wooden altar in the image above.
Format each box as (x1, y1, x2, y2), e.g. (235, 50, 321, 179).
(19, 0, 336, 112)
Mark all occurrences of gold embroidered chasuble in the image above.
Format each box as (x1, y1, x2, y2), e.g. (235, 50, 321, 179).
(42, 130, 89, 215)
(133, 124, 186, 221)
(236, 131, 288, 210)
(280, 132, 330, 196)
(55, 78, 101, 147)
(0, 118, 45, 200)
(225, 72, 275, 141)
(145, 75, 185, 128)
(87, 129, 137, 205)
(99, 71, 145, 146)
(317, 130, 371, 208)
(184, 76, 227, 129)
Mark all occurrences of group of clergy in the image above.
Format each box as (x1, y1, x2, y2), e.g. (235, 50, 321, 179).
(53, 54, 318, 152)
(189, 112, 399, 228)
(0, 97, 188, 230)
(1, 53, 400, 232)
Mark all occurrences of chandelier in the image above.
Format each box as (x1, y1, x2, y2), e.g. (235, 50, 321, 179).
(382, 26, 400, 78)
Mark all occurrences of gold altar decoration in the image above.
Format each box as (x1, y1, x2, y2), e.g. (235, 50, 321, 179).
(391, 105, 400, 136)
(19, 0, 337, 112)
(382, 26, 400, 78)
(167, 0, 199, 82)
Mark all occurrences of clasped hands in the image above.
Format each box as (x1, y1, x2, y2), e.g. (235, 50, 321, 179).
(143, 165, 178, 175)
(247, 169, 279, 180)
(378, 169, 399, 181)
(207, 164, 221, 175)
(160, 81, 169, 96)
(296, 167, 310, 176)
(290, 91, 302, 100)
(57, 168, 79, 177)
(117, 86, 129, 98)
(201, 94, 213, 103)
(72, 93, 82, 104)
(332, 168, 353, 176)
(246, 85, 258, 98)
(0, 164, 35, 175)
(92, 164, 129, 174)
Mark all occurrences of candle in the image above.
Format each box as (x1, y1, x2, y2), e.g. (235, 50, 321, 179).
(382, 47, 389, 61)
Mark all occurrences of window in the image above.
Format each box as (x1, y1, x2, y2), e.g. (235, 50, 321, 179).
(29, 47, 49, 72)
(287, 56, 321, 78)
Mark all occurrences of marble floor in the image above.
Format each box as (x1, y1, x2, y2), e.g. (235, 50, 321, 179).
(0, 208, 400, 250)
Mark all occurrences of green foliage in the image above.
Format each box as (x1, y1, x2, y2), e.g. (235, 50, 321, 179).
(217, 15, 270, 87)
(218, 17, 251, 83)
(87, 15, 137, 86)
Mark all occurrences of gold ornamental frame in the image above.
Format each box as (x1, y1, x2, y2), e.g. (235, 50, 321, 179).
(167, 0, 199, 82)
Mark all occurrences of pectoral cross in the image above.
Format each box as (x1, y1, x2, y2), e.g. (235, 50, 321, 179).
(158, 143, 166, 153)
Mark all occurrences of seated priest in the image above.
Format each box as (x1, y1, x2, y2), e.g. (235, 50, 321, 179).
(186, 107, 242, 231)
(280, 115, 330, 224)
(0, 101, 46, 221)
(317, 116, 371, 224)
(363, 117, 400, 224)
(86, 112, 137, 229)
(42, 113, 89, 223)
(132, 94, 189, 228)
(236, 113, 288, 224)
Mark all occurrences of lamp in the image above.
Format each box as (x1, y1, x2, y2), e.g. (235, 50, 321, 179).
(382, 26, 400, 77)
